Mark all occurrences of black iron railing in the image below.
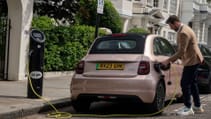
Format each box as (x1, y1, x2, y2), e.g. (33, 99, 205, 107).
(0, 17, 7, 79)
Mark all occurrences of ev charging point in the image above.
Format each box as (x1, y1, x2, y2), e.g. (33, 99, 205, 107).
(27, 29, 45, 99)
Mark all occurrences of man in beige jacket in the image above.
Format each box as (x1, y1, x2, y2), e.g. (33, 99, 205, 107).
(161, 15, 204, 116)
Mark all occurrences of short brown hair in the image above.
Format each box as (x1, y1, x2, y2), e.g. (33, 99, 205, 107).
(165, 15, 180, 24)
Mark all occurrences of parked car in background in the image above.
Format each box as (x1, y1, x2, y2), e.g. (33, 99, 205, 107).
(197, 44, 211, 93)
(172, 44, 211, 93)
(70, 33, 183, 114)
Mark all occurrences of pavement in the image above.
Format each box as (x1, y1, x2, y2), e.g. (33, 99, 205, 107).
(0, 71, 74, 119)
(1, 71, 211, 119)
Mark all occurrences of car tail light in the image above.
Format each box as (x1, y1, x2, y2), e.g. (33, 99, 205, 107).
(138, 61, 150, 75)
(75, 61, 84, 74)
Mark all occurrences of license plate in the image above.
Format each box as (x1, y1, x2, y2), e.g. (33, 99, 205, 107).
(96, 63, 124, 70)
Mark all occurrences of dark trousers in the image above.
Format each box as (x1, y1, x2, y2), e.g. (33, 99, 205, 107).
(181, 64, 201, 108)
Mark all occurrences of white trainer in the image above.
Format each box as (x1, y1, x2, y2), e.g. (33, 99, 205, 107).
(193, 106, 204, 114)
(176, 106, 194, 116)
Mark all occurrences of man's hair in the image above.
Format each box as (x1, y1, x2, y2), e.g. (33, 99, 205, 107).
(165, 15, 180, 24)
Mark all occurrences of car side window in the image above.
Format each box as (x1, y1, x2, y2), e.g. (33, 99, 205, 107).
(153, 38, 175, 56)
(118, 41, 136, 49)
(153, 38, 162, 55)
(160, 38, 175, 56)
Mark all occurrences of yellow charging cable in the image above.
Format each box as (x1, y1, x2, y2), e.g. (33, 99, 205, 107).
(27, 63, 180, 118)
(27, 63, 72, 119)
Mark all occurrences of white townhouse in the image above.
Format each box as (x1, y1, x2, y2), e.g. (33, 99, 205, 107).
(111, 0, 211, 46)
(2, 0, 175, 81)
(180, 0, 211, 46)
(111, 0, 180, 44)
(1, 0, 211, 81)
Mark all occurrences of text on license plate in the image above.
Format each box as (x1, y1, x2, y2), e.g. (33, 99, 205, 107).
(96, 63, 124, 70)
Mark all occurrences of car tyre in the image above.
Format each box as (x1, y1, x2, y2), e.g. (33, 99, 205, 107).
(145, 81, 165, 115)
(176, 95, 183, 103)
(72, 99, 91, 113)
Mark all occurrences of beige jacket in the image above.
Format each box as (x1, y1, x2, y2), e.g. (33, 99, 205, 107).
(168, 24, 204, 66)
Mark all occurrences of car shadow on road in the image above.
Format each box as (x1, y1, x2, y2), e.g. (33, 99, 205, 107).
(71, 101, 168, 117)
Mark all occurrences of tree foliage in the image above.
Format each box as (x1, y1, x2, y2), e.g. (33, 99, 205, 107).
(76, 0, 123, 33)
(127, 28, 150, 34)
(0, 0, 7, 16)
(32, 16, 55, 30)
(33, 0, 80, 25)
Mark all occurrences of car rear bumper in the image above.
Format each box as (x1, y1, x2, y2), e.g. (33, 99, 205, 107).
(70, 77, 157, 103)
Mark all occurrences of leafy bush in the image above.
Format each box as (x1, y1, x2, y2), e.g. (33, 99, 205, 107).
(101, 0, 123, 33)
(127, 28, 150, 34)
(32, 16, 55, 30)
(76, 0, 123, 33)
(60, 42, 86, 70)
(43, 25, 96, 71)
(32, 16, 107, 71)
(33, 0, 79, 25)
(44, 45, 63, 71)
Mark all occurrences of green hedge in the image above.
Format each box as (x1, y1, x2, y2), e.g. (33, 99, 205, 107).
(127, 28, 150, 34)
(44, 26, 95, 71)
(32, 16, 106, 71)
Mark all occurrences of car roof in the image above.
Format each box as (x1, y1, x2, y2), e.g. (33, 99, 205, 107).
(99, 33, 150, 39)
(90, 33, 155, 54)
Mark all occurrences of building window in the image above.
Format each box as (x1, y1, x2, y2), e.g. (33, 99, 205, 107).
(163, 31, 166, 38)
(147, 0, 153, 6)
(188, 22, 192, 28)
(168, 32, 176, 43)
(153, 0, 159, 7)
(170, 0, 177, 14)
(163, 0, 168, 9)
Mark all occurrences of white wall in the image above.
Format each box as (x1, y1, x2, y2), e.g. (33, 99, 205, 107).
(6, 0, 34, 80)
(180, 0, 194, 24)
(208, 27, 211, 46)
(111, 0, 132, 16)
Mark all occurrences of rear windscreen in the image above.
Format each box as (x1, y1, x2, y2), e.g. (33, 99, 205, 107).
(89, 36, 146, 54)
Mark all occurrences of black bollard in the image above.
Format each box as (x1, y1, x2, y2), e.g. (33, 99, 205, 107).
(27, 29, 45, 99)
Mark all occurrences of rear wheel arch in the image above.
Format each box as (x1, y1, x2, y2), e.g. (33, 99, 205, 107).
(159, 76, 166, 94)
(144, 80, 166, 114)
